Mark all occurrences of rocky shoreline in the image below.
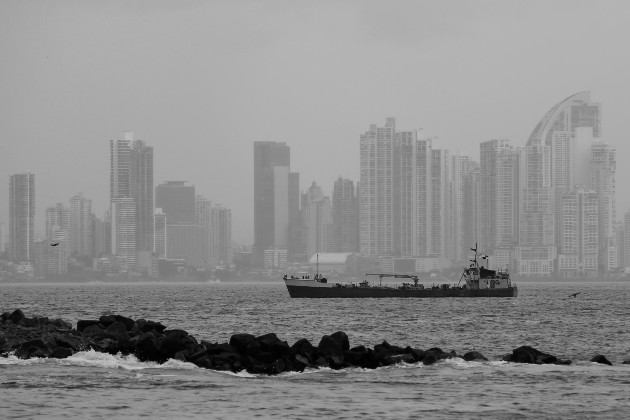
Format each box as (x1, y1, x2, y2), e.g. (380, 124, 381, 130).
(1, 309, 624, 374)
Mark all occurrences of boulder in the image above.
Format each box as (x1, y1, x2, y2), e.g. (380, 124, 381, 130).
(51, 346, 73, 359)
(135, 332, 162, 362)
(229, 333, 257, 354)
(292, 338, 316, 362)
(504, 346, 568, 365)
(317, 335, 344, 368)
(98, 315, 117, 328)
(8, 309, 26, 325)
(590, 355, 612, 366)
(330, 331, 350, 352)
(82, 324, 108, 339)
(15, 338, 48, 359)
(463, 351, 488, 362)
(114, 315, 135, 331)
(105, 321, 129, 336)
(77, 320, 100, 332)
(422, 353, 438, 365)
(383, 353, 415, 365)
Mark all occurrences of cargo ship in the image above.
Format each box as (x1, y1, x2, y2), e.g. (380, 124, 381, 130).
(283, 246, 517, 298)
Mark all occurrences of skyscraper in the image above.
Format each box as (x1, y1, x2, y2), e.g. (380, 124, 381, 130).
(109, 131, 154, 267)
(590, 141, 616, 272)
(212, 204, 232, 266)
(8, 172, 35, 262)
(130, 139, 154, 252)
(69, 193, 92, 256)
(332, 177, 358, 253)
(359, 118, 395, 257)
(154, 208, 167, 259)
(451, 155, 478, 262)
(479, 140, 518, 255)
(45, 203, 69, 240)
(111, 197, 136, 269)
(253, 141, 291, 265)
(557, 186, 598, 277)
(156, 181, 195, 225)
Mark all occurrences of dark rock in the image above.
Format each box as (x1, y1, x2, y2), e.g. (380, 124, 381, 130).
(8, 309, 26, 324)
(350, 345, 367, 353)
(51, 318, 72, 330)
(343, 349, 367, 366)
(51, 347, 73, 359)
(206, 342, 238, 356)
(463, 351, 488, 362)
(383, 353, 415, 365)
(229, 333, 257, 354)
(408, 348, 427, 363)
(505, 346, 564, 365)
(591, 354, 612, 366)
(194, 355, 213, 369)
(136, 332, 162, 362)
(15, 338, 47, 359)
(160, 330, 192, 359)
(77, 320, 100, 332)
(134, 319, 167, 334)
(317, 335, 344, 368)
(423, 353, 438, 365)
(330, 331, 350, 352)
(82, 324, 107, 339)
(99, 315, 117, 328)
(105, 321, 129, 336)
(292, 338, 316, 362)
(23, 318, 37, 328)
(113, 315, 135, 331)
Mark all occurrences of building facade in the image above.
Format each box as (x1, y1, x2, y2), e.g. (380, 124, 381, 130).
(8, 172, 35, 263)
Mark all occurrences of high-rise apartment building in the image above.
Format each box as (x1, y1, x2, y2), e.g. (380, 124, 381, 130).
(110, 132, 154, 267)
(253, 141, 291, 265)
(590, 141, 617, 272)
(156, 181, 195, 225)
(111, 197, 136, 269)
(307, 195, 334, 259)
(212, 204, 232, 266)
(332, 177, 358, 253)
(8, 172, 35, 262)
(45, 203, 69, 240)
(516, 142, 555, 276)
(195, 195, 212, 266)
(479, 140, 518, 256)
(130, 139, 154, 252)
(557, 187, 598, 277)
(359, 118, 395, 257)
(431, 147, 451, 258)
(69, 193, 92, 256)
(451, 155, 478, 262)
(154, 208, 167, 259)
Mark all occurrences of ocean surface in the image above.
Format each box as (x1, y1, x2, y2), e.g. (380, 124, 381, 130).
(1, 280, 629, 419)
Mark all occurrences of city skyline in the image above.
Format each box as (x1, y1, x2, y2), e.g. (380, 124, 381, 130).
(2, 1, 630, 246)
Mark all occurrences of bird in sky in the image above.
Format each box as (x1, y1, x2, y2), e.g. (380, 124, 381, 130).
(50, 242, 60, 246)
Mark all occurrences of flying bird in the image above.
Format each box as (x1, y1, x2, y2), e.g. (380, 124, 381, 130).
(563, 292, 581, 300)
(50, 242, 60, 246)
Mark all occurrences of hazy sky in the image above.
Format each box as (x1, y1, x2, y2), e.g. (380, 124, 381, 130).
(1, 0, 629, 245)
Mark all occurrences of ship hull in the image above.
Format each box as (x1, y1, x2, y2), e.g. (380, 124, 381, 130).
(285, 282, 518, 298)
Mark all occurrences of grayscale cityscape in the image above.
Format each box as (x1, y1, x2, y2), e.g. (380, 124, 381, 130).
(2, 2, 630, 418)
(0, 91, 623, 281)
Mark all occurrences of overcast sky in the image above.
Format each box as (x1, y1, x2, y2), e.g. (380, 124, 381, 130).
(1, 0, 629, 245)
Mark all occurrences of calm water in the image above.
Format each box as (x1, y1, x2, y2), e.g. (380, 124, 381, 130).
(1, 281, 629, 419)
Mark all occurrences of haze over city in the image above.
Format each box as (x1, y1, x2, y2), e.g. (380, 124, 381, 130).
(1, 0, 630, 246)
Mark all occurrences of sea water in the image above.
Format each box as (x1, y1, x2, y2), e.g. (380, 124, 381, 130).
(1, 281, 629, 419)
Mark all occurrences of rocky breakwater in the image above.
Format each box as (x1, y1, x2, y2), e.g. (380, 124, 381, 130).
(1, 309, 625, 374)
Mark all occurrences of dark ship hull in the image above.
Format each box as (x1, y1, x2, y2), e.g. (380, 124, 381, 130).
(285, 280, 517, 298)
